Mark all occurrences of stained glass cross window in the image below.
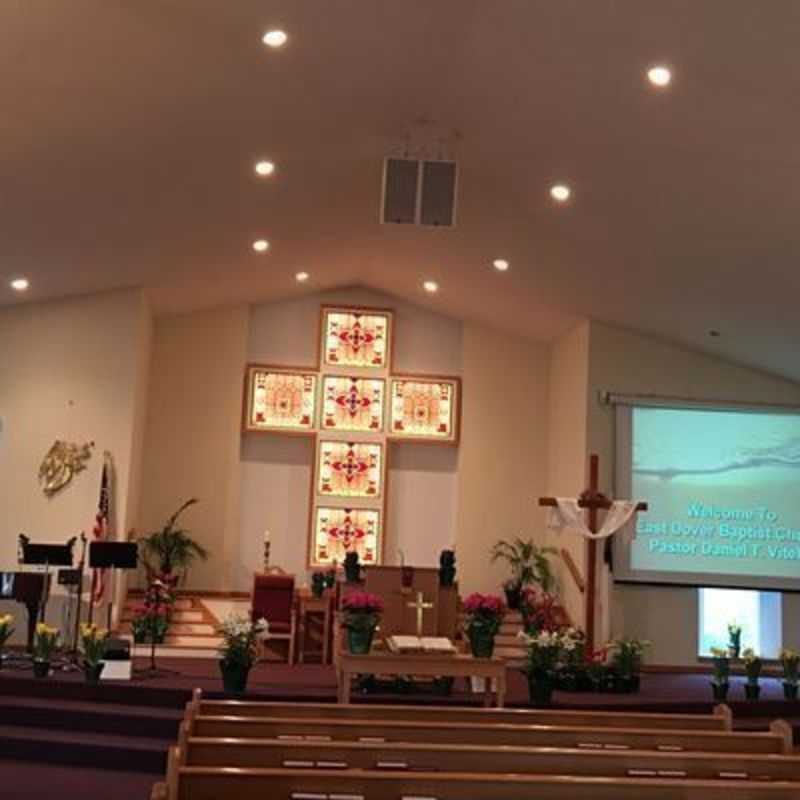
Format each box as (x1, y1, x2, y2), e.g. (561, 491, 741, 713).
(243, 304, 461, 567)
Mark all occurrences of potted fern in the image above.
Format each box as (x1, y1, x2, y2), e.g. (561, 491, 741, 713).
(138, 498, 208, 583)
(490, 537, 556, 609)
(780, 648, 799, 700)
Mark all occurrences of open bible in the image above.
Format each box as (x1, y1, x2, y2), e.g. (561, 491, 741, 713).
(386, 635, 456, 655)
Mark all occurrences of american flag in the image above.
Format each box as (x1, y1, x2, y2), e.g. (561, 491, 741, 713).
(90, 458, 111, 605)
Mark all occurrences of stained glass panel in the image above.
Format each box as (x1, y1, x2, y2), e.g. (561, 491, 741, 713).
(321, 376, 385, 432)
(244, 367, 317, 432)
(389, 377, 459, 442)
(312, 506, 382, 566)
(318, 440, 383, 498)
(322, 308, 392, 370)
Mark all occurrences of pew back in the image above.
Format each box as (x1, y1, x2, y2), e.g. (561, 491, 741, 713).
(165, 756, 800, 800)
(189, 691, 732, 731)
(179, 730, 800, 782)
(188, 714, 791, 754)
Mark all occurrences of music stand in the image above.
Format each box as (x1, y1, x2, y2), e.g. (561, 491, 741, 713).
(22, 540, 73, 624)
(88, 542, 138, 630)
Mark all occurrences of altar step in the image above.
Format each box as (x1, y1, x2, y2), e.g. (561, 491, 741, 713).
(118, 594, 223, 654)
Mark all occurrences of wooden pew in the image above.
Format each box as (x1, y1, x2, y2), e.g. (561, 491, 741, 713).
(188, 689, 733, 731)
(159, 751, 800, 800)
(176, 724, 800, 781)
(186, 713, 793, 754)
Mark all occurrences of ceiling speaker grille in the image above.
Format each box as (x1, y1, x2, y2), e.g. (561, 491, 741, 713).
(381, 158, 457, 227)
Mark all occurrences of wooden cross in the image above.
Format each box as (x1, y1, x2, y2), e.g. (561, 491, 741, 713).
(406, 591, 434, 637)
(538, 453, 647, 653)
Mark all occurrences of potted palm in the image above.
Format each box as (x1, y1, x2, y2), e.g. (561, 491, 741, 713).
(138, 498, 208, 583)
(490, 538, 556, 609)
(463, 593, 505, 658)
(0, 614, 14, 669)
(709, 647, 730, 701)
(341, 592, 384, 654)
(780, 648, 799, 700)
(80, 624, 109, 685)
(742, 648, 762, 700)
(32, 623, 59, 678)
(217, 615, 269, 695)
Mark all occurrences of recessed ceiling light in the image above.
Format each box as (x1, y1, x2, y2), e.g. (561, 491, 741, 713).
(493, 259, 510, 272)
(550, 184, 571, 203)
(423, 280, 439, 293)
(254, 160, 275, 177)
(252, 239, 270, 253)
(647, 65, 672, 87)
(262, 30, 288, 48)
(10, 277, 29, 292)
(295, 271, 309, 283)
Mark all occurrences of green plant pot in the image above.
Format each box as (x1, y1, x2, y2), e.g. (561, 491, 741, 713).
(468, 630, 495, 659)
(32, 660, 50, 679)
(744, 683, 760, 701)
(347, 627, 375, 655)
(783, 682, 799, 701)
(528, 674, 555, 706)
(711, 682, 729, 701)
(84, 663, 105, 685)
(220, 660, 251, 695)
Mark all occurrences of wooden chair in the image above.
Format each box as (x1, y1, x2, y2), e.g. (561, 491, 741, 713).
(250, 573, 297, 664)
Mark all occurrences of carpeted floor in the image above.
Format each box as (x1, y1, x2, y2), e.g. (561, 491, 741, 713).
(1, 760, 156, 800)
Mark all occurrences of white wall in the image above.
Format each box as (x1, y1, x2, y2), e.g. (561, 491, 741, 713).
(0, 289, 151, 642)
(138, 305, 248, 591)
(546, 322, 590, 626)
(241, 288, 462, 588)
(587, 322, 800, 664)
(455, 322, 550, 594)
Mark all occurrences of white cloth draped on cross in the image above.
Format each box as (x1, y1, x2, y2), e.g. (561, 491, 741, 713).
(546, 498, 638, 541)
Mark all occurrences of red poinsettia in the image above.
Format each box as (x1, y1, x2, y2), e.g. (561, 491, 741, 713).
(341, 591, 384, 614)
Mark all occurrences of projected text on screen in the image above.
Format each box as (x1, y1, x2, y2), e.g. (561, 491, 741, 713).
(624, 406, 800, 589)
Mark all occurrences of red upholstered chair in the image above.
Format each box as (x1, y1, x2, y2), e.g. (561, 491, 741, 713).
(251, 573, 297, 664)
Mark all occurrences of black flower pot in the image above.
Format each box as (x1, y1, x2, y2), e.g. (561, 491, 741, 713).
(744, 683, 760, 701)
(504, 585, 522, 610)
(32, 660, 50, 679)
(220, 660, 251, 695)
(711, 682, 729, 701)
(783, 682, 799, 701)
(84, 663, 105, 686)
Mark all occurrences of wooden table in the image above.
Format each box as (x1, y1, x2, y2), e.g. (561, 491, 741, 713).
(336, 650, 507, 707)
(297, 592, 332, 664)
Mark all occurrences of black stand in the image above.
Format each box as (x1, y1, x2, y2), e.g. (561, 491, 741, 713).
(134, 577, 181, 680)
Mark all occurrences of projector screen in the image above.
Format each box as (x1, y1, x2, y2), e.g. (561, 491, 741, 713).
(614, 402, 800, 592)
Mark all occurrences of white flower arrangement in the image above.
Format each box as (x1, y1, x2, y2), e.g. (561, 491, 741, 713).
(217, 615, 270, 668)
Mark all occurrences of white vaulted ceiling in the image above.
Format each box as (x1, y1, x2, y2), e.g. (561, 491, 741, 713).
(3, 2, 800, 378)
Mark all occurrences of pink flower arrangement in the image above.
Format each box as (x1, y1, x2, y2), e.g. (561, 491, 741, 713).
(342, 591, 384, 614)
(463, 592, 504, 617)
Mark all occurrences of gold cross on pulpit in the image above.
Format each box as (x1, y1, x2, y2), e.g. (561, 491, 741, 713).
(406, 591, 434, 636)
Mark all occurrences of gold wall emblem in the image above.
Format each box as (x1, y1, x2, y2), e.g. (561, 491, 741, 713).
(39, 440, 94, 496)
